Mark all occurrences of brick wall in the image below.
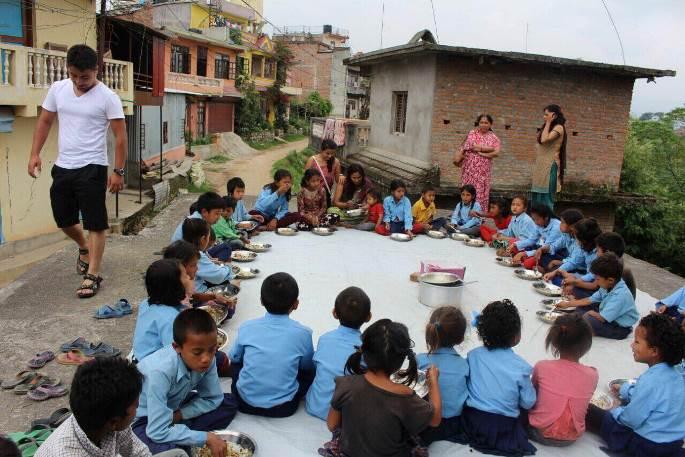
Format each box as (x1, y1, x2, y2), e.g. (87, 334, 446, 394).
(430, 55, 634, 191)
(279, 41, 333, 100)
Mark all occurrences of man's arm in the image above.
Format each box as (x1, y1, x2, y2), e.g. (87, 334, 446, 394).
(28, 110, 56, 177)
(108, 119, 127, 192)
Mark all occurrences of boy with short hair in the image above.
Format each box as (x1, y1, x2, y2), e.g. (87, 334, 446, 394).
(171, 192, 225, 242)
(229, 272, 314, 418)
(559, 253, 639, 340)
(133, 309, 237, 456)
(306, 287, 371, 420)
(212, 197, 249, 250)
(412, 184, 439, 233)
(35, 358, 177, 457)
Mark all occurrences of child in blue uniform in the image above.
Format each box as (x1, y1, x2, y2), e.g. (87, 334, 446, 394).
(655, 286, 685, 326)
(513, 203, 562, 269)
(448, 184, 482, 237)
(251, 169, 301, 230)
(534, 208, 584, 272)
(228, 272, 314, 417)
(376, 179, 422, 236)
(181, 219, 233, 293)
(306, 287, 372, 420)
(462, 299, 537, 456)
(586, 314, 685, 456)
(492, 195, 537, 255)
(417, 306, 469, 445)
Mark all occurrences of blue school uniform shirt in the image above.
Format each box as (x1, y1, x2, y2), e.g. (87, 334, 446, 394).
(382, 195, 413, 231)
(305, 325, 361, 420)
(465, 346, 536, 418)
(450, 202, 482, 229)
(560, 247, 598, 283)
(171, 211, 202, 242)
(232, 200, 251, 223)
(135, 346, 223, 447)
(658, 286, 685, 313)
(522, 218, 562, 256)
(589, 279, 639, 328)
(613, 362, 685, 443)
(195, 251, 233, 293)
(417, 347, 469, 418)
(498, 213, 538, 250)
(547, 232, 576, 258)
(228, 312, 314, 408)
(132, 299, 184, 361)
(254, 187, 289, 220)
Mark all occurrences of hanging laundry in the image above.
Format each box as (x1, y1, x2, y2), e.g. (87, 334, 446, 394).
(333, 119, 346, 146)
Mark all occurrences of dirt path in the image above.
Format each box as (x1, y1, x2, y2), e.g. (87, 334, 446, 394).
(204, 139, 309, 195)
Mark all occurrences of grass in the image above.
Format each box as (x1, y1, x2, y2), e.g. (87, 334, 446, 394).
(271, 147, 316, 193)
(206, 155, 231, 164)
(248, 139, 282, 150)
(188, 181, 214, 193)
(283, 133, 306, 142)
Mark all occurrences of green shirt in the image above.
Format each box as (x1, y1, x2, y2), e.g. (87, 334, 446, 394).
(213, 216, 240, 241)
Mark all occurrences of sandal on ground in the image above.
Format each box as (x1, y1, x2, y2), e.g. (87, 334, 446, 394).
(1, 370, 38, 390)
(77, 274, 102, 299)
(77, 248, 89, 275)
(31, 407, 71, 429)
(57, 349, 94, 366)
(27, 385, 69, 401)
(89, 342, 121, 358)
(27, 351, 55, 369)
(94, 299, 131, 319)
(14, 374, 60, 395)
(60, 337, 96, 356)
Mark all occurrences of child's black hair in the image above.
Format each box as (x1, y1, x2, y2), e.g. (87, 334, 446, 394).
(146, 259, 186, 306)
(173, 308, 217, 346)
(196, 191, 226, 213)
(301, 167, 323, 189)
(223, 196, 237, 211)
(426, 306, 467, 353)
(261, 272, 299, 314)
(334, 286, 371, 329)
(227, 177, 246, 196)
(559, 208, 584, 227)
(163, 240, 200, 265)
(639, 313, 685, 366)
(67, 44, 98, 71)
(574, 218, 601, 252)
(512, 194, 528, 206)
(490, 197, 511, 218)
(389, 179, 406, 193)
(366, 189, 381, 203)
(596, 232, 625, 258)
(0, 436, 20, 457)
(182, 218, 211, 249)
(545, 313, 593, 359)
(477, 299, 521, 349)
(345, 319, 418, 386)
(530, 203, 556, 223)
(320, 139, 338, 172)
(421, 182, 436, 194)
(265, 169, 293, 201)
(189, 202, 198, 215)
(69, 358, 143, 434)
(590, 253, 623, 281)
(459, 184, 477, 210)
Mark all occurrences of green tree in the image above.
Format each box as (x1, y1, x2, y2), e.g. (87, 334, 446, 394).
(236, 81, 265, 136)
(267, 42, 294, 132)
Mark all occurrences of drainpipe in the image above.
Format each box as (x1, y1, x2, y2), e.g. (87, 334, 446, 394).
(159, 105, 163, 183)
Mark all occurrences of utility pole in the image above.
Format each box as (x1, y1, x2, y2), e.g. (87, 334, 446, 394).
(97, 0, 107, 79)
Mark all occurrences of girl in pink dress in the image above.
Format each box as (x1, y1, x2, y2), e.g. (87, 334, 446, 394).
(454, 114, 501, 210)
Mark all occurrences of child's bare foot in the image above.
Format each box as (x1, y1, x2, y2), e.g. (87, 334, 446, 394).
(409, 272, 420, 282)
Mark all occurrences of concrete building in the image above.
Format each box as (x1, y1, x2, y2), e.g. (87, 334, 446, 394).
(0, 0, 134, 247)
(343, 30, 675, 229)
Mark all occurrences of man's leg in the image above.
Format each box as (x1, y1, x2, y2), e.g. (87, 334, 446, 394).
(61, 224, 89, 263)
(87, 230, 106, 277)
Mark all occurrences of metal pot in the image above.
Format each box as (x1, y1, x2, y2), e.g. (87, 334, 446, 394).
(418, 273, 464, 308)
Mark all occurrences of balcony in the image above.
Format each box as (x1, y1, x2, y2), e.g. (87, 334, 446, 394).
(346, 83, 366, 96)
(0, 43, 134, 116)
(166, 72, 225, 96)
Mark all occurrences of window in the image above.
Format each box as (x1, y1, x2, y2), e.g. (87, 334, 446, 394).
(264, 59, 276, 79)
(162, 121, 168, 144)
(171, 45, 190, 74)
(237, 56, 250, 76)
(214, 54, 235, 80)
(391, 91, 408, 134)
(251, 55, 263, 78)
(197, 103, 206, 138)
(196, 46, 207, 77)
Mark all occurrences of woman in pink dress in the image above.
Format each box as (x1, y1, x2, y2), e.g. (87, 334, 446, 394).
(453, 114, 501, 210)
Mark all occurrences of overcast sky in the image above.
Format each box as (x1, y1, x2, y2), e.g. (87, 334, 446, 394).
(264, 0, 683, 115)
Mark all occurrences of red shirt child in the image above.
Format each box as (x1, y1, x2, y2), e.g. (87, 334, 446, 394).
(367, 202, 383, 224)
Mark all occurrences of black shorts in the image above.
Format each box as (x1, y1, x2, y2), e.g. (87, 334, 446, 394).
(50, 164, 109, 231)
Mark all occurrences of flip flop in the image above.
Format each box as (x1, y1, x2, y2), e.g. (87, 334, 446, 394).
(89, 342, 121, 358)
(57, 349, 94, 366)
(27, 351, 55, 369)
(13, 374, 56, 395)
(27, 385, 69, 401)
(60, 338, 96, 356)
(31, 407, 71, 429)
(1, 370, 37, 390)
(94, 299, 131, 319)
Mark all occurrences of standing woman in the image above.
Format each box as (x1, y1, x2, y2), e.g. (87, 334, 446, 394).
(454, 114, 501, 210)
(327, 163, 374, 225)
(531, 105, 567, 210)
(305, 139, 341, 207)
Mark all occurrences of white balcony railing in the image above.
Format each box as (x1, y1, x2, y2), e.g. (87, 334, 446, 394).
(0, 43, 133, 116)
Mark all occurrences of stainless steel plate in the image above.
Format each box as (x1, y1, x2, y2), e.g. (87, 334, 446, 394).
(236, 221, 259, 231)
(236, 268, 259, 279)
(427, 230, 446, 239)
(391, 369, 429, 398)
(532, 281, 562, 296)
(231, 250, 257, 262)
(244, 242, 271, 253)
(390, 233, 412, 242)
(198, 304, 229, 325)
(192, 430, 256, 457)
(536, 310, 564, 324)
(495, 257, 516, 267)
(276, 227, 297, 236)
(312, 227, 335, 236)
(217, 329, 229, 351)
(464, 239, 486, 247)
(206, 283, 241, 298)
(514, 268, 543, 280)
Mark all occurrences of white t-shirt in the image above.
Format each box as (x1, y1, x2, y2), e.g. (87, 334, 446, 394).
(42, 79, 125, 169)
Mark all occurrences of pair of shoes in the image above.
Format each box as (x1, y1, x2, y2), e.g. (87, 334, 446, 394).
(60, 338, 121, 358)
(94, 299, 131, 319)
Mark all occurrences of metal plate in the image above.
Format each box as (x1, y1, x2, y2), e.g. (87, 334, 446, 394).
(464, 239, 486, 247)
(590, 392, 617, 410)
(312, 227, 335, 236)
(391, 370, 429, 398)
(536, 310, 565, 324)
(236, 221, 259, 231)
(206, 283, 240, 298)
(514, 268, 543, 280)
(345, 208, 366, 217)
(390, 233, 412, 242)
(276, 227, 298, 236)
(236, 268, 259, 279)
(192, 430, 256, 457)
(607, 378, 636, 391)
(495, 257, 516, 267)
(198, 304, 229, 325)
(231, 250, 257, 262)
(532, 281, 562, 296)
(427, 230, 446, 239)
(244, 242, 271, 253)
(450, 233, 470, 241)
(217, 329, 229, 351)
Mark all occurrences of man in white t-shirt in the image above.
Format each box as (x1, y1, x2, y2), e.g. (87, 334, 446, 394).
(28, 45, 128, 299)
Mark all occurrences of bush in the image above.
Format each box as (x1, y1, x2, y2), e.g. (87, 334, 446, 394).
(236, 82, 266, 136)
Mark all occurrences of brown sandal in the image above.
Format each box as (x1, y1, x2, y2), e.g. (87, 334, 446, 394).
(77, 274, 102, 299)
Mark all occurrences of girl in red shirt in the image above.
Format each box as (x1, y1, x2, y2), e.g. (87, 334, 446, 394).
(478, 198, 512, 243)
(351, 190, 383, 232)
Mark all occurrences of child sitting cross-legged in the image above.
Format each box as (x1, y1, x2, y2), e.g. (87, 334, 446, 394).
(351, 189, 383, 231)
(417, 306, 469, 446)
(227, 176, 264, 227)
(462, 299, 537, 456)
(586, 314, 685, 456)
(132, 309, 238, 456)
(478, 197, 512, 243)
(212, 197, 250, 251)
(171, 193, 231, 262)
(448, 184, 482, 237)
(305, 287, 372, 420)
(492, 195, 538, 256)
(182, 219, 233, 294)
(324, 319, 442, 457)
(376, 179, 423, 237)
(251, 169, 301, 230)
(35, 358, 187, 457)
(513, 204, 562, 269)
(297, 168, 340, 231)
(411, 183, 447, 233)
(654, 286, 685, 326)
(558, 253, 639, 340)
(533, 208, 584, 273)
(228, 272, 314, 417)
(527, 313, 598, 446)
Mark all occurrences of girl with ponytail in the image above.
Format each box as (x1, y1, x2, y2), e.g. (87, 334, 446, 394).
(324, 319, 442, 456)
